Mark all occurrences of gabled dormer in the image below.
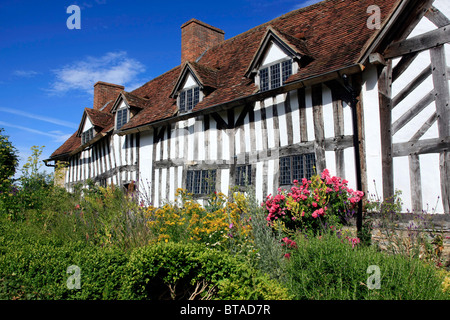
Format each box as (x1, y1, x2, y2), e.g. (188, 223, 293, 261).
(171, 62, 218, 114)
(77, 108, 113, 147)
(80, 115, 95, 145)
(111, 91, 148, 130)
(245, 26, 312, 93)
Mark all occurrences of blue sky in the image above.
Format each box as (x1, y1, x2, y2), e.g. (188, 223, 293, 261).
(0, 0, 320, 176)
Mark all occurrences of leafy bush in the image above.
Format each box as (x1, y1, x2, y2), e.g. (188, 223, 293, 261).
(120, 241, 290, 300)
(263, 169, 363, 237)
(285, 231, 450, 300)
(145, 189, 252, 252)
(0, 240, 128, 300)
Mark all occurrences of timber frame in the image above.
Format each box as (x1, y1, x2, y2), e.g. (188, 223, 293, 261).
(370, 0, 449, 213)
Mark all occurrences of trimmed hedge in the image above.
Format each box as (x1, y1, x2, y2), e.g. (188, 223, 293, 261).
(0, 241, 127, 300)
(0, 238, 289, 300)
(120, 241, 290, 300)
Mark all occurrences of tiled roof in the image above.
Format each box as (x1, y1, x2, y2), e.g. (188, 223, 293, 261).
(51, 0, 400, 158)
(121, 91, 151, 110)
(85, 108, 113, 131)
(51, 132, 80, 158)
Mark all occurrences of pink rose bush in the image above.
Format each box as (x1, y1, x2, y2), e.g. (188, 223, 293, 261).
(263, 169, 364, 235)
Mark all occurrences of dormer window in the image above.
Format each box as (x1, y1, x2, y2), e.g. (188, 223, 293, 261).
(116, 108, 128, 129)
(259, 58, 293, 92)
(179, 86, 200, 113)
(81, 127, 94, 145)
(245, 27, 311, 93)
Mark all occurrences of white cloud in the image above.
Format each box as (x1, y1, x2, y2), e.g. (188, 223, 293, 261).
(13, 70, 39, 78)
(0, 107, 78, 129)
(0, 121, 71, 143)
(48, 51, 146, 95)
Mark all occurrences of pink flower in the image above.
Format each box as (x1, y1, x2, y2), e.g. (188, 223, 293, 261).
(347, 237, 360, 248)
(75, 204, 80, 210)
(284, 253, 291, 259)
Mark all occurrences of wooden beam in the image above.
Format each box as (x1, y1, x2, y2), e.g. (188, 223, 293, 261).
(409, 111, 438, 142)
(430, 44, 450, 214)
(430, 45, 450, 138)
(425, 6, 450, 28)
(378, 60, 394, 201)
(392, 65, 432, 108)
(297, 87, 308, 142)
(409, 154, 423, 213)
(392, 52, 419, 82)
(391, 90, 435, 135)
(440, 152, 450, 214)
(211, 113, 228, 131)
(392, 137, 450, 157)
(312, 84, 326, 173)
(369, 53, 387, 66)
(234, 103, 253, 128)
(384, 25, 450, 59)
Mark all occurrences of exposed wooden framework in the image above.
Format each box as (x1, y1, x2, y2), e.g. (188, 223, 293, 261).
(375, 2, 450, 213)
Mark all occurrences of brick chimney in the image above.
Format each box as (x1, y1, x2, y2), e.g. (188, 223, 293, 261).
(181, 19, 224, 64)
(93, 81, 124, 110)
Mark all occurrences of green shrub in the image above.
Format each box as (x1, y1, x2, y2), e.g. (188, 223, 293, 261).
(120, 241, 290, 300)
(285, 232, 449, 300)
(0, 240, 128, 300)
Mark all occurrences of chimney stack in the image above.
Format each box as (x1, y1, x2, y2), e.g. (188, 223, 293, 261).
(181, 19, 224, 65)
(93, 81, 124, 110)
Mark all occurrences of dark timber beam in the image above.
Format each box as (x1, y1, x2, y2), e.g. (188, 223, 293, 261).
(383, 25, 450, 59)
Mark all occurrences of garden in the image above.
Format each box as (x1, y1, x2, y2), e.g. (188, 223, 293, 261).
(0, 130, 449, 300)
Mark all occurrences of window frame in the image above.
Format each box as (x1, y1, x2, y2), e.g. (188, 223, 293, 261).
(235, 164, 252, 187)
(186, 169, 216, 195)
(259, 58, 293, 92)
(178, 86, 200, 113)
(81, 127, 95, 145)
(116, 107, 129, 130)
(279, 153, 316, 186)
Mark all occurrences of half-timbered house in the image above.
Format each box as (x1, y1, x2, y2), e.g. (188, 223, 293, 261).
(47, 0, 450, 215)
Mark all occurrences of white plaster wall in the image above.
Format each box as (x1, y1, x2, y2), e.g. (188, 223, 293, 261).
(361, 64, 383, 200)
(322, 85, 335, 139)
(420, 153, 443, 213)
(261, 41, 288, 66)
(138, 131, 153, 205)
(183, 73, 197, 89)
(83, 117, 93, 131)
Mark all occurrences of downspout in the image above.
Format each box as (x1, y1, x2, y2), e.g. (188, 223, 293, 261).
(342, 74, 363, 238)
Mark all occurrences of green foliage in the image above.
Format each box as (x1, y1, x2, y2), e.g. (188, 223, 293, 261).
(0, 128, 18, 186)
(0, 128, 19, 218)
(0, 145, 54, 220)
(0, 238, 128, 300)
(120, 241, 290, 300)
(285, 231, 449, 300)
